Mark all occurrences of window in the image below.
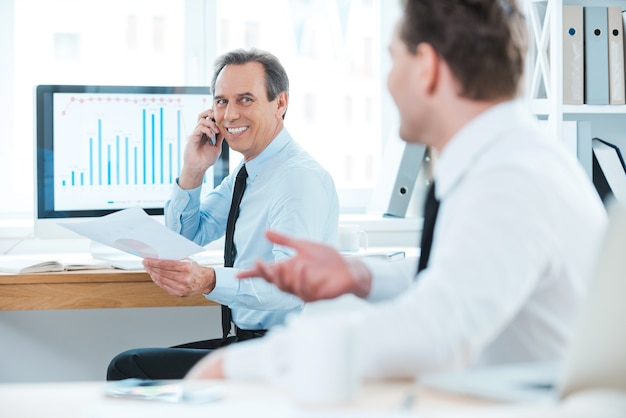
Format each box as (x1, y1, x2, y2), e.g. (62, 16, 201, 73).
(2, 0, 191, 219)
(0, 0, 398, 229)
(216, 0, 383, 195)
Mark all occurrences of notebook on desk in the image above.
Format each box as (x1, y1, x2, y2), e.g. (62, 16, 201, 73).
(421, 202, 626, 403)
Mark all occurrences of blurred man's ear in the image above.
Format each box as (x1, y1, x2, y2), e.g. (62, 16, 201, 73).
(413, 43, 440, 96)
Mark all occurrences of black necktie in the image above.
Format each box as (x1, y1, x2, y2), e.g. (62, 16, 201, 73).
(417, 181, 440, 274)
(224, 165, 248, 267)
(221, 165, 248, 342)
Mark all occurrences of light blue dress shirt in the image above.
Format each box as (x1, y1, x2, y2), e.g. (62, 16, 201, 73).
(165, 128, 339, 330)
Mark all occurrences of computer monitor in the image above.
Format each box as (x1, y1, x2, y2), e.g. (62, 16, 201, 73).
(35, 84, 225, 239)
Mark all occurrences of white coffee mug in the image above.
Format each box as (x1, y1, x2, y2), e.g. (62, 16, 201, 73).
(269, 312, 362, 405)
(337, 223, 368, 252)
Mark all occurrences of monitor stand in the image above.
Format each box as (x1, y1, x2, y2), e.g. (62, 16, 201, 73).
(90, 240, 144, 270)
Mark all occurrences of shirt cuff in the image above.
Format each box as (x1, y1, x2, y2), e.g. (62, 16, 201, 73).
(361, 257, 415, 302)
(204, 266, 239, 305)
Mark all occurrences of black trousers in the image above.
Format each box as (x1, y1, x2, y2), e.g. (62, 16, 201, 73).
(106, 329, 266, 381)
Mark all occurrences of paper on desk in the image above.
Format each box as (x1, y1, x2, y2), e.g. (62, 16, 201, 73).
(59, 206, 205, 260)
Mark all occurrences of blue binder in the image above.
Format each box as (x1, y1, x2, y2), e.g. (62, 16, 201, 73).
(584, 7, 609, 104)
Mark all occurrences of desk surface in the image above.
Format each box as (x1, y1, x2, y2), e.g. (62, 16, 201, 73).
(0, 248, 411, 312)
(1, 380, 623, 417)
(0, 269, 214, 311)
(0, 380, 499, 418)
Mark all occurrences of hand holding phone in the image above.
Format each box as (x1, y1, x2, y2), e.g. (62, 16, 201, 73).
(200, 132, 216, 146)
(200, 116, 218, 146)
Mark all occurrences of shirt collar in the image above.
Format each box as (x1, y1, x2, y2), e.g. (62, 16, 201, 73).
(233, 128, 291, 182)
(434, 100, 529, 200)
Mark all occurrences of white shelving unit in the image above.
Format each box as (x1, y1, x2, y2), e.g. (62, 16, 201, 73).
(524, 0, 626, 177)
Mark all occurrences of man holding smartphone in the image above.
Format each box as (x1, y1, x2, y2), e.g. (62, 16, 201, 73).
(107, 48, 339, 380)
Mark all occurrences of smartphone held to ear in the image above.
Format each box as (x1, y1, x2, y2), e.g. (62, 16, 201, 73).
(201, 116, 217, 146)
(200, 133, 216, 146)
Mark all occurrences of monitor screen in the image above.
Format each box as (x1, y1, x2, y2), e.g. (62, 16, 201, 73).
(35, 85, 224, 239)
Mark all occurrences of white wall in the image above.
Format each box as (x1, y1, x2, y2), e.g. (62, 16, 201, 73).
(0, 1, 14, 211)
(0, 306, 221, 383)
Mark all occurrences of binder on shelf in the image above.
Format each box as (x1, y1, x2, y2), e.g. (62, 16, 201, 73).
(584, 7, 609, 105)
(592, 138, 626, 205)
(562, 5, 584, 105)
(607, 7, 625, 105)
(623, 10, 626, 96)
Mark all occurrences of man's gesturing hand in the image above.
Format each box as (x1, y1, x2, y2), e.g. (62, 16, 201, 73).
(236, 230, 372, 302)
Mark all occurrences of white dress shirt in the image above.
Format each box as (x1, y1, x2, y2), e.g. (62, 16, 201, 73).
(222, 100, 607, 380)
(165, 128, 339, 330)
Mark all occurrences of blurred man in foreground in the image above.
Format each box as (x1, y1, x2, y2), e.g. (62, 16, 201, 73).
(187, 0, 607, 381)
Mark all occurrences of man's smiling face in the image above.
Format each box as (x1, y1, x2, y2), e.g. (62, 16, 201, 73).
(213, 61, 287, 161)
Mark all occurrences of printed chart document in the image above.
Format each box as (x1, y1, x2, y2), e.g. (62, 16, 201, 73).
(60, 206, 205, 261)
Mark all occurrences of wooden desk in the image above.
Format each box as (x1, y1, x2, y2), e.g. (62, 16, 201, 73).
(0, 269, 214, 311)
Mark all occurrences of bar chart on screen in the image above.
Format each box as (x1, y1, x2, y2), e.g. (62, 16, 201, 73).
(52, 91, 208, 212)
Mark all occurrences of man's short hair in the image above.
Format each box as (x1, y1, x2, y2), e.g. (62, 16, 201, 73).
(211, 49, 290, 118)
(400, 0, 527, 101)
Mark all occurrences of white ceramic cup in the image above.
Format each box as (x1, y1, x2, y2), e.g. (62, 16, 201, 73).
(337, 223, 368, 252)
(271, 312, 362, 405)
